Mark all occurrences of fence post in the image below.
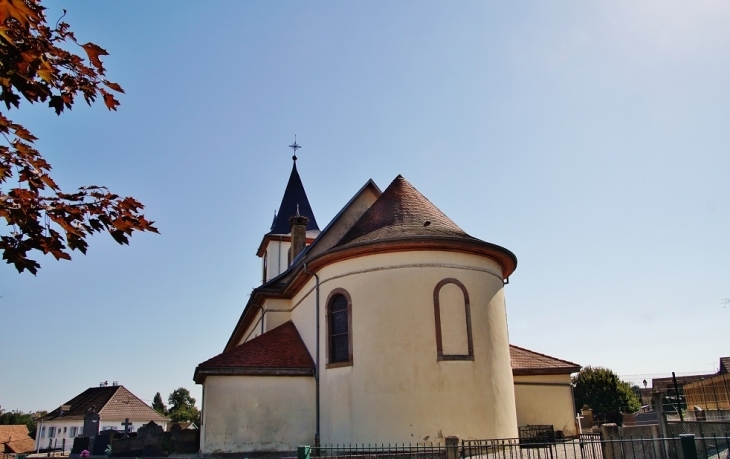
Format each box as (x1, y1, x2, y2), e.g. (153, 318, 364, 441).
(298, 445, 311, 459)
(446, 435, 459, 459)
(600, 424, 619, 459)
(679, 434, 698, 459)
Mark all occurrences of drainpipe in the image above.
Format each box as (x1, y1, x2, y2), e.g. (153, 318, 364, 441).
(303, 262, 320, 447)
(36, 419, 42, 453)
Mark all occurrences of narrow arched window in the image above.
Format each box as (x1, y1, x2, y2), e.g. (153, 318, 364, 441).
(262, 251, 268, 282)
(433, 278, 474, 361)
(327, 289, 352, 367)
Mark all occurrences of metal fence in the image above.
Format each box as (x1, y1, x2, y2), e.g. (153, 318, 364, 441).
(461, 435, 730, 459)
(304, 443, 446, 459)
(301, 434, 730, 459)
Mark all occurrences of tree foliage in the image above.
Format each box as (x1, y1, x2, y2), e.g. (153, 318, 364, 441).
(151, 392, 167, 416)
(573, 366, 642, 415)
(0, 406, 47, 433)
(0, 0, 157, 274)
(167, 388, 200, 424)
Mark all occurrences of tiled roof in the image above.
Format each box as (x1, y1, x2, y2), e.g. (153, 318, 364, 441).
(41, 386, 169, 422)
(510, 344, 581, 375)
(195, 321, 315, 382)
(0, 425, 35, 454)
(336, 175, 474, 247)
(269, 162, 319, 235)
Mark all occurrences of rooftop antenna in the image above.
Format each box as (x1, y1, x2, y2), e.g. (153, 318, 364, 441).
(289, 135, 302, 162)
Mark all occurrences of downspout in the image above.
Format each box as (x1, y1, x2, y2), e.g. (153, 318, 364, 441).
(303, 262, 320, 447)
(257, 303, 265, 335)
(36, 419, 42, 453)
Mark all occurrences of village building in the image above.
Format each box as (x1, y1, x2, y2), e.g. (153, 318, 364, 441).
(195, 148, 581, 453)
(36, 383, 169, 453)
(0, 425, 36, 454)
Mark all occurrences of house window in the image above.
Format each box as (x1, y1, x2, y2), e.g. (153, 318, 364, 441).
(69, 427, 77, 438)
(433, 278, 474, 361)
(41, 427, 46, 438)
(326, 289, 352, 367)
(48, 427, 55, 438)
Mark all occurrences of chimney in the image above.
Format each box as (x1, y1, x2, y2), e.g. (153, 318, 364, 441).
(289, 206, 309, 264)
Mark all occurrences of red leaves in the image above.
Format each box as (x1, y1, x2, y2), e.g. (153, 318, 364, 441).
(0, 0, 44, 29)
(101, 88, 119, 111)
(81, 42, 108, 73)
(0, 0, 149, 275)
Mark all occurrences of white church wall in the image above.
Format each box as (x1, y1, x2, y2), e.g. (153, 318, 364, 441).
(201, 375, 315, 453)
(513, 374, 577, 437)
(312, 250, 518, 444)
(264, 239, 292, 281)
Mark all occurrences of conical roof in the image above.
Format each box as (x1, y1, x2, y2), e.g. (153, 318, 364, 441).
(337, 175, 473, 247)
(269, 162, 319, 234)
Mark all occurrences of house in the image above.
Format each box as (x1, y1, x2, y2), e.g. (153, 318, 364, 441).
(194, 152, 580, 453)
(36, 383, 170, 453)
(0, 425, 36, 454)
(509, 345, 581, 436)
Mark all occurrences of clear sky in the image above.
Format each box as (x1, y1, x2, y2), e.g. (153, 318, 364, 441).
(1, 1, 728, 412)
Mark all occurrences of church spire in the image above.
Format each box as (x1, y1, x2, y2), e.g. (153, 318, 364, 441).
(268, 138, 319, 235)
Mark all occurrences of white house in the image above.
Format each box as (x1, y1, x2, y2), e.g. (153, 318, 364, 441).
(194, 152, 580, 453)
(36, 384, 170, 453)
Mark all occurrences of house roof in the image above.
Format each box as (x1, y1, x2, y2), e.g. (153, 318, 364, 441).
(40, 386, 170, 422)
(195, 321, 315, 383)
(509, 344, 581, 376)
(336, 175, 472, 247)
(269, 162, 319, 235)
(0, 425, 35, 454)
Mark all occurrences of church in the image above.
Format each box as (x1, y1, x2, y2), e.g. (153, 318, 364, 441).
(194, 143, 580, 454)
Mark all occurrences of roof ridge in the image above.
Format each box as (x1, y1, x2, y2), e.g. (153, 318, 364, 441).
(510, 343, 581, 368)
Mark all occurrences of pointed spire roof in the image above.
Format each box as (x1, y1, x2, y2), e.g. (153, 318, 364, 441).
(269, 162, 319, 235)
(336, 175, 472, 247)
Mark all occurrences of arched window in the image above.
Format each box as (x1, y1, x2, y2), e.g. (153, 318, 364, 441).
(433, 278, 474, 361)
(327, 289, 352, 367)
(262, 251, 267, 282)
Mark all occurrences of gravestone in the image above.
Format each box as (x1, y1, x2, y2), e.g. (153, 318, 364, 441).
(70, 436, 90, 455)
(83, 410, 100, 438)
(92, 430, 122, 456)
(136, 421, 165, 457)
(170, 423, 200, 454)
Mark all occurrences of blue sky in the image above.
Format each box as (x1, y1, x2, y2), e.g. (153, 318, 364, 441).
(1, 1, 729, 412)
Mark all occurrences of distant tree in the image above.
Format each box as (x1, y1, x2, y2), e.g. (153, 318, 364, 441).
(0, 0, 158, 274)
(0, 406, 46, 432)
(167, 388, 200, 424)
(573, 366, 642, 416)
(151, 392, 167, 415)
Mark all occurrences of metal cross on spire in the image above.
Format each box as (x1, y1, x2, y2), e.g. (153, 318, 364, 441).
(289, 135, 302, 161)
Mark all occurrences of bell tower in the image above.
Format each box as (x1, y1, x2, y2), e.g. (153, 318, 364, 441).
(256, 137, 320, 282)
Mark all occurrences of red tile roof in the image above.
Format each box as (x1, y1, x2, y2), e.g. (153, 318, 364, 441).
(337, 175, 473, 247)
(0, 426, 35, 454)
(510, 344, 581, 376)
(194, 321, 315, 382)
(41, 385, 169, 422)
